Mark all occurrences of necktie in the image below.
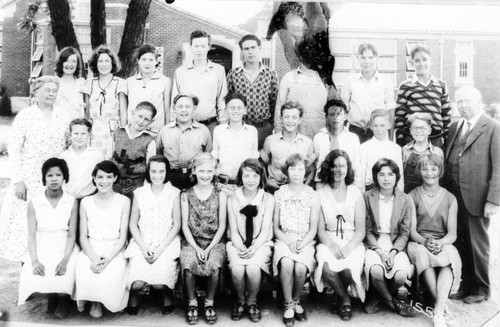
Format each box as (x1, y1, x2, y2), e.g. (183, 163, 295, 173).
(240, 205, 258, 248)
(461, 121, 471, 143)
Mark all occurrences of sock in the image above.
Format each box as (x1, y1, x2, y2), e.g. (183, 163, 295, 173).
(205, 299, 214, 307)
(188, 299, 197, 307)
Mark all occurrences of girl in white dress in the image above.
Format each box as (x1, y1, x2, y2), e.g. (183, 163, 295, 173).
(75, 160, 130, 318)
(54, 47, 85, 119)
(314, 150, 366, 321)
(125, 155, 181, 315)
(18, 158, 78, 319)
(273, 153, 320, 327)
(226, 159, 274, 322)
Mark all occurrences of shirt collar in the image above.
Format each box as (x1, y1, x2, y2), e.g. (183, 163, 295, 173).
(356, 71, 380, 82)
(134, 71, 162, 80)
(407, 140, 434, 152)
(297, 65, 319, 77)
(461, 112, 481, 128)
(187, 59, 215, 70)
(278, 131, 306, 142)
(242, 62, 263, 73)
(379, 193, 394, 201)
(411, 74, 438, 86)
(125, 124, 147, 138)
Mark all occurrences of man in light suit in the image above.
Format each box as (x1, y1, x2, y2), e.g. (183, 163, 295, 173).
(444, 86, 500, 304)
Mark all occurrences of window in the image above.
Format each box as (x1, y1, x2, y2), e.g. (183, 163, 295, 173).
(455, 41, 474, 85)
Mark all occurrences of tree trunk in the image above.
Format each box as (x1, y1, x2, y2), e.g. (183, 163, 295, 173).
(90, 0, 107, 49)
(117, 0, 153, 78)
(46, 0, 79, 50)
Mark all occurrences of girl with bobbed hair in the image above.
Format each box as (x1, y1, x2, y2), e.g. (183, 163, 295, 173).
(124, 155, 181, 315)
(0, 76, 71, 262)
(82, 45, 127, 158)
(54, 47, 86, 119)
(18, 157, 79, 319)
(127, 44, 171, 135)
(314, 149, 366, 321)
(226, 158, 274, 322)
(75, 160, 131, 318)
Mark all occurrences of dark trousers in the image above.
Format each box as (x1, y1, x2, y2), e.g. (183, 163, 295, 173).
(348, 125, 373, 144)
(113, 178, 144, 200)
(254, 121, 273, 150)
(449, 179, 490, 296)
(166, 170, 195, 191)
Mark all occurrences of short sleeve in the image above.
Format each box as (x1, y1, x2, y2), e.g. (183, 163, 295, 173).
(116, 77, 128, 96)
(81, 78, 93, 96)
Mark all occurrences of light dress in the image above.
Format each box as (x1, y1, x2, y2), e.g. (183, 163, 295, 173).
(272, 184, 317, 278)
(55, 77, 85, 119)
(0, 105, 69, 262)
(127, 72, 170, 135)
(75, 193, 129, 312)
(18, 191, 78, 305)
(124, 182, 181, 289)
(180, 187, 226, 276)
(407, 187, 462, 293)
(81, 76, 127, 158)
(226, 188, 273, 275)
(364, 194, 412, 287)
(314, 184, 366, 301)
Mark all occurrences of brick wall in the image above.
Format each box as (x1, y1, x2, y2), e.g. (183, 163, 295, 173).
(1, 1, 32, 97)
(473, 40, 500, 104)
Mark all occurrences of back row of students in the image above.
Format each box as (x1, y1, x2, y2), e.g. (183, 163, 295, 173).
(19, 148, 460, 327)
(52, 29, 450, 155)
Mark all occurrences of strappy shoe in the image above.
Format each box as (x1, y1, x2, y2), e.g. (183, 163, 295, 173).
(293, 303, 307, 321)
(204, 305, 217, 325)
(231, 303, 246, 321)
(282, 301, 295, 327)
(339, 304, 352, 321)
(247, 304, 261, 323)
(186, 305, 198, 325)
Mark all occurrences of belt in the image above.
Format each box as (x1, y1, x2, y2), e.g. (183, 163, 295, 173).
(198, 116, 218, 125)
(349, 124, 371, 135)
(170, 167, 191, 174)
(216, 174, 237, 185)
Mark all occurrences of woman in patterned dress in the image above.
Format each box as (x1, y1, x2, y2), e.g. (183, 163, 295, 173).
(82, 45, 127, 159)
(226, 159, 274, 322)
(314, 150, 366, 321)
(407, 154, 461, 327)
(54, 47, 85, 120)
(0, 76, 70, 262)
(180, 153, 227, 325)
(125, 155, 181, 315)
(273, 153, 320, 327)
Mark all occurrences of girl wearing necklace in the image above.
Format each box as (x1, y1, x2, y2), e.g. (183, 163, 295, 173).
(363, 158, 417, 317)
(18, 158, 78, 319)
(407, 154, 461, 327)
(402, 113, 444, 194)
(180, 153, 227, 325)
(82, 46, 128, 159)
(272, 153, 320, 327)
(314, 150, 366, 321)
(226, 159, 274, 322)
(54, 47, 85, 119)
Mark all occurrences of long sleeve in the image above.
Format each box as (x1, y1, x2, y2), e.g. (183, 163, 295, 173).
(269, 70, 279, 120)
(216, 67, 228, 122)
(487, 122, 500, 206)
(364, 194, 380, 250)
(392, 195, 412, 252)
(170, 69, 181, 123)
(440, 81, 451, 141)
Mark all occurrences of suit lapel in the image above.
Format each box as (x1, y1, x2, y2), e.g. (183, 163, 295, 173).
(445, 121, 460, 159)
(463, 115, 486, 152)
(390, 191, 404, 233)
(369, 189, 381, 229)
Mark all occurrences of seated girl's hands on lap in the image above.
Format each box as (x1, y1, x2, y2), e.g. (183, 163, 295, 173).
(195, 246, 206, 263)
(55, 258, 68, 276)
(241, 245, 256, 259)
(32, 260, 45, 276)
(340, 243, 354, 259)
(328, 242, 343, 259)
(288, 240, 300, 254)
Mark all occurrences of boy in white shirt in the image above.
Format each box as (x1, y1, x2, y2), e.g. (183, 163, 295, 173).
(212, 92, 259, 193)
(360, 109, 404, 191)
(59, 118, 104, 199)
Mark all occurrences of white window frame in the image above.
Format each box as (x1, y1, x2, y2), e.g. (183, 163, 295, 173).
(455, 41, 474, 86)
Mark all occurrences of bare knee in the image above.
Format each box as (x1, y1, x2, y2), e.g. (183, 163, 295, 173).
(294, 262, 307, 278)
(131, 280, 146, 291)
(279, 258, 294, 274)
(370, 265, 385, 281)
(393, 271, 407, 286)
(246, 265, 261, 279)
(231, 265, 246, 279)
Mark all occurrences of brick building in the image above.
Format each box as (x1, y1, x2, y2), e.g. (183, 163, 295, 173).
(0, 0, 289, 99)
(329, 2, 500, 105)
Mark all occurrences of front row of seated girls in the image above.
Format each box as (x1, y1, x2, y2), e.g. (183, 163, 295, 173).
(18, 151, 461, 327)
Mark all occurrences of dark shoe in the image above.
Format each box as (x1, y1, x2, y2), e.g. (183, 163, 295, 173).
(391, 298, 417, 317)
(338, 304, 352, 321)
(47, 294, 59, 314)
(126, 305, 139, 315)
(449, 287, 470, 300)
(204, 306, 217, 325)
(231, 303, 246, 321)
(364, 298, 380, 314)
(283, 316, 294, 327)
(186, 305, 198, 325)
(161, 304, 174, 315)
(463, 294, 488, 304)
(247, 304, 261, 323)
(54, 296, 70, 319)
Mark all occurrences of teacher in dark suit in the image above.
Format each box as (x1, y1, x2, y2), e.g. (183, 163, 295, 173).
(444, 85, 500, 304)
